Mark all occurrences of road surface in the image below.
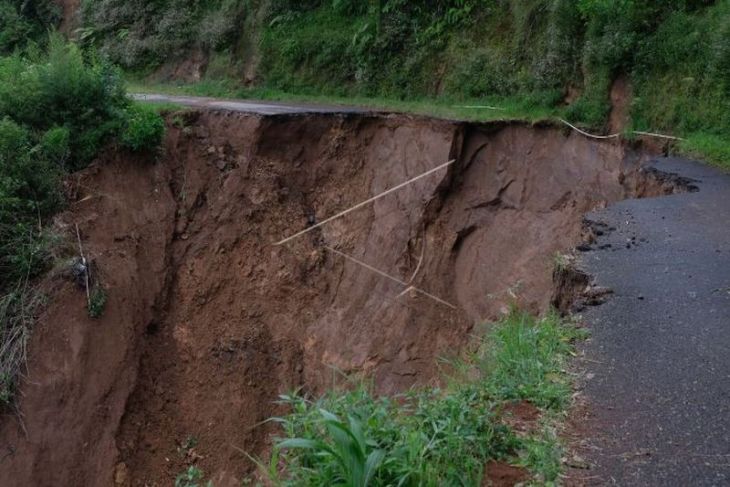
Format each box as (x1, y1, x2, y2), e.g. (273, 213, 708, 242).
(578, 157, 730, 486)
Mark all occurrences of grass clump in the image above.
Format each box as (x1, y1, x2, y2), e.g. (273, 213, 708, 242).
(262, 310, 584, 486)
(121, 103, 166, 152)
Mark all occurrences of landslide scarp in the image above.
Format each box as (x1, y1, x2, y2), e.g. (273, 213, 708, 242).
(0, 111, 678, 486)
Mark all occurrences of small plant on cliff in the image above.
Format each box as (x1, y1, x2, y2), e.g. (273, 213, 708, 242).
(88, 286, 107, 319)
(175, 465, 211, 487)
(121, 103, 166, 152)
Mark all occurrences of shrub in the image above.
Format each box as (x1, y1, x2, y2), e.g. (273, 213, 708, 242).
(174, 465, 211, 487)
(0, 35, 130, 168)
(121, 104, 165, 152)
(0, 34, 164, 407)
(41, 126, 71, 166)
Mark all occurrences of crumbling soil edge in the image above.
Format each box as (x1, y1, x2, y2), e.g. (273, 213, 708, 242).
(556, 162, 701, 485)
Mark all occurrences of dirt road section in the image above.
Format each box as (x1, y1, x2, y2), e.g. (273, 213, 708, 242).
(574, 158, 730, 486)
(0, 109, 671, 486)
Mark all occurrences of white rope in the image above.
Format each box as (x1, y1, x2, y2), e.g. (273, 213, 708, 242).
(453, 105, 505, 110)
(324, 245, 457, 310)
(275, 159, 456, 246)
(633, 130, 684, 141)
(559, 119, 621, 139)
(559, 119, 684, 142)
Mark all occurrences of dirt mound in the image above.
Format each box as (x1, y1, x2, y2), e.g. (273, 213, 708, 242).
(0, 111, 671, 485)
(608, 74, 632, 134)
(54, 0, 81, 33)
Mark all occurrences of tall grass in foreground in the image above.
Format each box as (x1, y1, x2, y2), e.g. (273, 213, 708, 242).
(259, 310, 585, 486)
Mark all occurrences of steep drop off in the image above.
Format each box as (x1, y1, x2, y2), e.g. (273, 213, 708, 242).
(0, 111, 678, 486)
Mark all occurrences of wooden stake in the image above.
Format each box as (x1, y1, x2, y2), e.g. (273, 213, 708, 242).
(75, 224, 91, 308)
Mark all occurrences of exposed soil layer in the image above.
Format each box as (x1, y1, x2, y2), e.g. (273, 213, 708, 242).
(0, 111, 676, 486)
(482, 460, 531, 487)
(608, 74, 632, 134)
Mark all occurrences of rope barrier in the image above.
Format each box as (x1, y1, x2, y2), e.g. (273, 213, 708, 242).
(324, 245, 457, 310)
(559, 119, 621, 140)
(559, 119, 684, 141)
(275, 159, 456, 246)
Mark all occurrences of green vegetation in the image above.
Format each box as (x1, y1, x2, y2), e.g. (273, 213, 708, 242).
(0, 33, 164, 407)
(79, 0, 730, 167)
(79, 0, 247, 68)
(0, 0, 61, 53)
(259, 310, 584, 485)
(0, 35, 163, 290)
(120, 103, 166, 152)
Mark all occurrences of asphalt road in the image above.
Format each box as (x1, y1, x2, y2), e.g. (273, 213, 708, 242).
(132, 93, 372, 115)
(578, 157, 730, 486)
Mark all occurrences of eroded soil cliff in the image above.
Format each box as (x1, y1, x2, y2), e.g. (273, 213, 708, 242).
(0, 111, 676, 486)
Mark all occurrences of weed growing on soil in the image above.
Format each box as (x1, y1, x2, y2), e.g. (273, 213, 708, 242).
(121, 103, 166, 152)
(113, 2, 730, 166)
(263, 310, 583, 485)
(174, 465, 211, 487)
(88, 286, 107, 319)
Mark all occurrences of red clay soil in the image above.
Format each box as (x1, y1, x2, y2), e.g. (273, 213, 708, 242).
(501, 401, 541, 435)
(0, 111, 668, 486)
(482, 460, 530, 487)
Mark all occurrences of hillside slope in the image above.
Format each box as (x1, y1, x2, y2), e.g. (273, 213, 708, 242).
(71, 0, 730, 163)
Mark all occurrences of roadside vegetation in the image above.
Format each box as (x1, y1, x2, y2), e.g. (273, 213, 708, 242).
(251, 310, 585, 486)
(80, 0, 730, 168)
(0, 28, 164, 406)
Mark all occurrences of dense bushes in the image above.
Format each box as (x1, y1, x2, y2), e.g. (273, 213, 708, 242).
(80, 0, 248, 68)
(0, 36, 164, 291)
(0, 0, 61, 53)
(0, 35, 164, 406)
(77, 0, 730, 145)
(0, 39, 129, 168)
